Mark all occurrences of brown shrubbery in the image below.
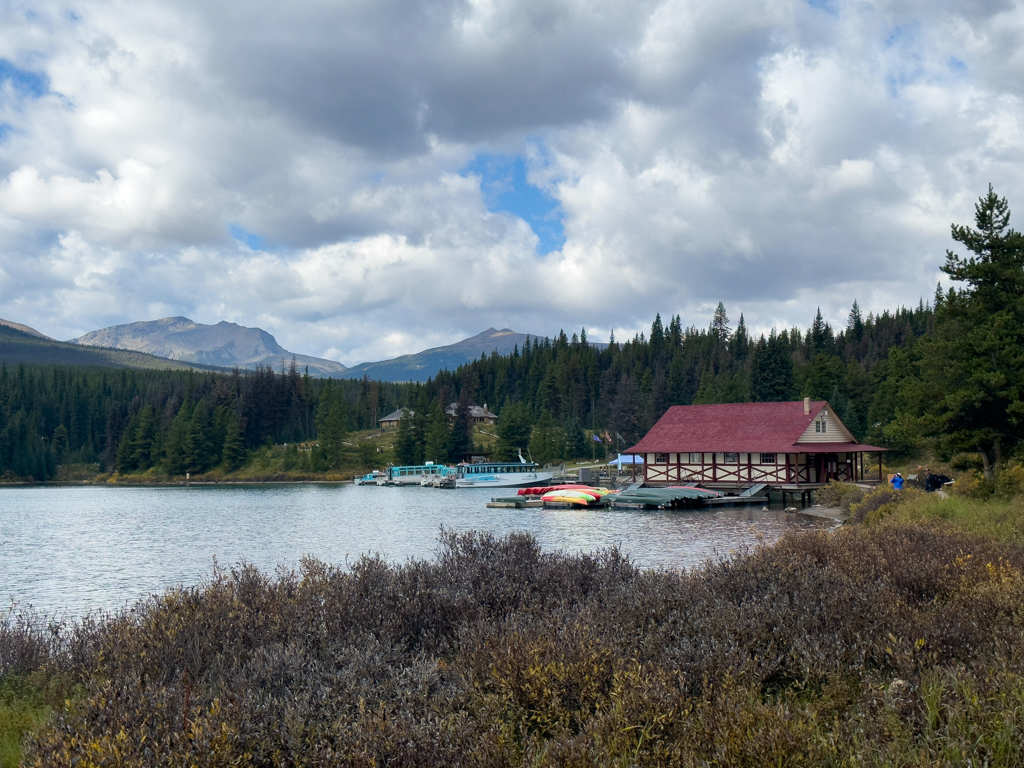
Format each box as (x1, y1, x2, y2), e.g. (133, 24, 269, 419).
(813, 480, 866, 512)
(4, 525, 1024, 766)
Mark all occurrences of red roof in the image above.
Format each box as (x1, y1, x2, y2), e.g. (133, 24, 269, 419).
(626, 401, 885, 455)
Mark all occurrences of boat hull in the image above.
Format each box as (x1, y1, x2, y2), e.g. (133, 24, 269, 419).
(456, 470, 554, 489)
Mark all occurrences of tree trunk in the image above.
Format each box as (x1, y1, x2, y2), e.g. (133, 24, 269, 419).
(977, 444, 993, 479)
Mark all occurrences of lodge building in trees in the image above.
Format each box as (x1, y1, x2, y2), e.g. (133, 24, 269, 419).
(626, 399, 884, 487)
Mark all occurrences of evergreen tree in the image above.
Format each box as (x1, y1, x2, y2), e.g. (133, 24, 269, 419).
(914, 186, 1024, 475)
(692, 368, 717, 405)
(52, 424, 69, 464)
(394, 409, 417, 465)
(750, 332, 795, 402)
(495, 400, 532, 461)
(316, 381, 349, 469)
(848, 300, 864, 342)
(183, 401, 215, 474)
(221, 414, 247, 471)
(423, 400, 449, 464)
(711, 302, 730, 342)
(164, 401, 193, 475)
(447, 388, 473, 462)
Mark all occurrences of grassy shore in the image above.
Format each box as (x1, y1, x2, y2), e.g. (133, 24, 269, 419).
(4, 503, 1024, 766)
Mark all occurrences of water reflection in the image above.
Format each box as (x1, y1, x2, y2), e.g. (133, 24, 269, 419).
(0, 484, 827, 617)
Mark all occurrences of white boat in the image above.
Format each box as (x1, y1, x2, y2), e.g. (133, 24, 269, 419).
(455, 454, 553, 489)
(382, 463, 449, 486)
(354, 470, 385, 486)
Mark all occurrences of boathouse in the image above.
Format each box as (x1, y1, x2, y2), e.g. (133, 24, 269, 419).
(625, 398, 884, 488)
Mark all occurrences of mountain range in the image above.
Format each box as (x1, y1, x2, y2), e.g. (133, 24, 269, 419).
(1, 316, 573, 382)
(0, 319, 222, 372)
(72, 317, 348, 377)
(341, 328, 538, 383)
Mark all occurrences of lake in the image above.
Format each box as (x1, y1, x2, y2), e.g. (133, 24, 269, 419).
(0, 484, 828, 617)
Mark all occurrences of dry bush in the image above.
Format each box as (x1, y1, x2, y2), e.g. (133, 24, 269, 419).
(814, 480, 867, 511)
(7, 526, 1024, 766)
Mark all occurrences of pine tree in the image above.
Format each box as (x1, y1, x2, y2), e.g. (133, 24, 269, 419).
(423, 400, 449, 464)
(447, 388, 473, 462)
(848, 300, 864, 342)
(316, 382, 349, 469)
(711, 302, 730, 343)
(495, 400, 532, 460)
(221, 414, 246, 471)
(394, 409, 417, 465)
(914, 186, 1024, 475)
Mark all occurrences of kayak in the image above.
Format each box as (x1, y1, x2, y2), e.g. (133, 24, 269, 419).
(541, 492, 595, 505)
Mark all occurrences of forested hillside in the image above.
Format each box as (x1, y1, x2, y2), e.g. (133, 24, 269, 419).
(0, 363, 404, 480)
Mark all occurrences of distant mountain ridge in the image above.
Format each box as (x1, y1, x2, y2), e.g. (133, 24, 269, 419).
(0, 318, 49, 339)
(0, 319, 221, 371)
(72, 317, 348, 377)
(342, 327, 557, 383)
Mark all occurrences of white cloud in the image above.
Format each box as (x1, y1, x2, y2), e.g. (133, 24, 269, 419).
(1, 0, 1023, 361)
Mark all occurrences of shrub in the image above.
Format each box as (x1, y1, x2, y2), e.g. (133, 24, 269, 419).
(814, 480, 866, 511)
(848, 484, 921, 523)
(996, 460, 1024, 499)
(6, 526, 1024, 766)
(951, 469, 995, 499)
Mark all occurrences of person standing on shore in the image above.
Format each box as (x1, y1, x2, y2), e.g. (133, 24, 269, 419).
(891, 473, 904, 490)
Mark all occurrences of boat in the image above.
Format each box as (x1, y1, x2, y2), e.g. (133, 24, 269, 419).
(354, 470, 385, 486)
(381, 463, 450, 486)
(454, 452, 553, 489)
(421, 466, 458, 488)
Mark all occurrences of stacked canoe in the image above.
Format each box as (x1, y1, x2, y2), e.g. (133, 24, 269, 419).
(610, 486, 720, 509)
(538, 486, 615, 506)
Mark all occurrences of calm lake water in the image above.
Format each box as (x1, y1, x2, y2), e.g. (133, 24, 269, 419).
(0, 484, 827, 617)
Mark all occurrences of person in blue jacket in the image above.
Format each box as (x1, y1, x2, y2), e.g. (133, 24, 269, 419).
(891, 472, 904, 490)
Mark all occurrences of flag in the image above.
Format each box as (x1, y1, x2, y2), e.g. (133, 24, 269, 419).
(603, 431, 612, 443)
(592, 434, 602, 443)
(616, 433, 624, 441)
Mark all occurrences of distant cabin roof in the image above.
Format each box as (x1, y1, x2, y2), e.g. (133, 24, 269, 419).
(445, 403, 498, 419)
(379, 408, 412, 423)
(626, 401, 884, 455)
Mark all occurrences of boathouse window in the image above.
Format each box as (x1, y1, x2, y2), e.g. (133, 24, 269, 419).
(688, 453, 702, 463)
(815, 420, 827, 433)
(759, 453, 777, 464)
(655, 453, 669, 464)
(724, 452, 739, 463)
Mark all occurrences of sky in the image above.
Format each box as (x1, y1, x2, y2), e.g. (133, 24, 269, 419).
(1, 0, 1022, 366)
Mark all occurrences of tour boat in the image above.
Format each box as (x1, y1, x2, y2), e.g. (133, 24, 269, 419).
(380, 463, 449, 486)
(454, 454, 553, 489)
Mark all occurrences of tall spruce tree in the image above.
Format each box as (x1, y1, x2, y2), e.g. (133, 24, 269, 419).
(914, 186, 1024, 476)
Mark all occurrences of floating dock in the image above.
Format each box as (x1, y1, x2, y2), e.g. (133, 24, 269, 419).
(488, 482, 769, 510)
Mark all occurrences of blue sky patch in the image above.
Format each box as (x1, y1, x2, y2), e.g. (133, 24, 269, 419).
(806, 0, 837, 15)
(229, 224, 265, 251)
(0, 59, 49, 99)
(463, 152, 565, 255)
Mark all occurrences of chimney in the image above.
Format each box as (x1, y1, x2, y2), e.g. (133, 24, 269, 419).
(804, 397, 810, 415)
